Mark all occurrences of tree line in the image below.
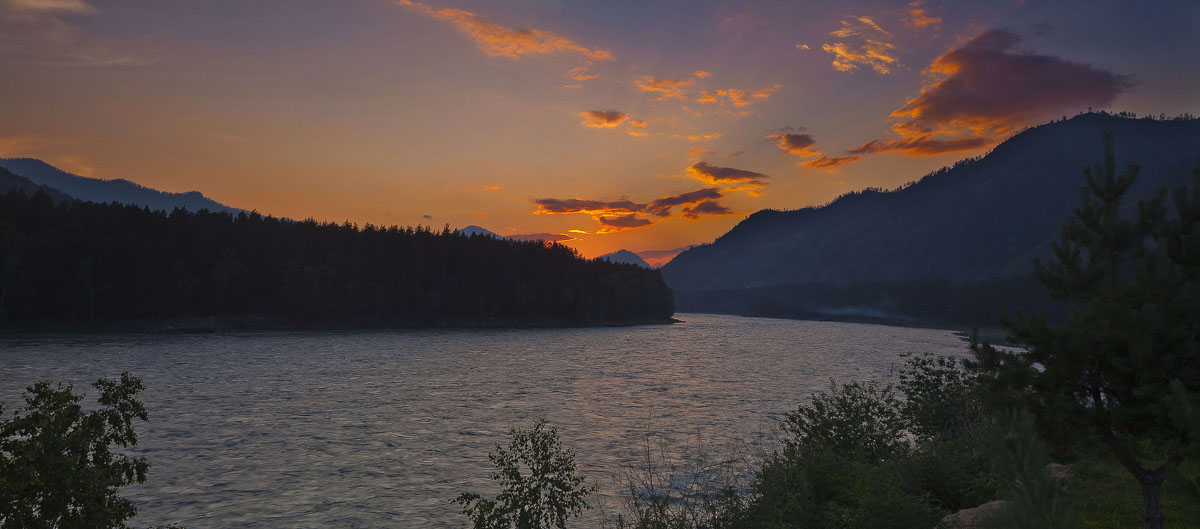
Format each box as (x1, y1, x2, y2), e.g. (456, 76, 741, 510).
(0, 191, 674, 327)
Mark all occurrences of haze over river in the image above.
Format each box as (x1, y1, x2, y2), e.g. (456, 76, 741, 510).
(0, 314, 972, 528)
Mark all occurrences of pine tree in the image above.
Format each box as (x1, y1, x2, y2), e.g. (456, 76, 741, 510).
(969, 134, 1200, 529)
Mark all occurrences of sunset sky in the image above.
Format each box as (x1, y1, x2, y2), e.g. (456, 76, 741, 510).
(2, 0, 1197, 262)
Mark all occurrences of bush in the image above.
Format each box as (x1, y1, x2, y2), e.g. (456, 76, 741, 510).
(454, 419, 595, 529)
(780, 379, 906, 462)
(709, 354, 997, 528)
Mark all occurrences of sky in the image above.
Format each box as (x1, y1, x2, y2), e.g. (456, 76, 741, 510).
(2, 0, 1198, 263)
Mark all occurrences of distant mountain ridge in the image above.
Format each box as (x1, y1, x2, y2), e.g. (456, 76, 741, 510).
(0, 158, 243, 214)
(597, 249, 652, 268)
(662, 113, 1200, 324)
(0, 166, 74, 203)
(459, 225, 502, 238)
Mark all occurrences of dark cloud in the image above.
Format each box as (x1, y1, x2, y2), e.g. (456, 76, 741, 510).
(844, 28, 1135, 158)
(580, 109, 629, 128)
(507, 232, 576, 242)
(767, 129, 862, 170)
(687, 161, 769, 186)
(1032, 23, 1054, 37)
(596, 214, 652, 232)
(802, 155, 861, 168)
(532, 197, 643, 214)
(422, 214, 434, 219)
(681, 200, 735, 219)
(645, 188, 723, 216)
(532, 187, 734, 233)
(767, 132, 817, 156)
(884, 29, 1135, 152)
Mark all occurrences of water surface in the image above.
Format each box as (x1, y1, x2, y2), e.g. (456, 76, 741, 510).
(0, 313, 970, 528)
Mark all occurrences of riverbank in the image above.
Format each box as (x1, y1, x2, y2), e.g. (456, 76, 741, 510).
(0, 315, 682, 335)
(678, 309, 1014, 346)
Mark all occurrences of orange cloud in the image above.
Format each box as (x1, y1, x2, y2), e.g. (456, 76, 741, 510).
(51, 154, 95, 176)
(852, 29, 1135, 156)
(634, 76, 695, 101)
(822, 16, 899, 74)
(0, 136, 37, 156)
(626, 119, 648, 136)
(567, 66, 598, 81)
(531, 186, 734, 232)
(685, 133, 722, 141)
(766, 131, 818, 156)
(687, 161, 768, 189)
(846, 136, 990, 156)
(802, 155, 860, 169)
(767, 129, 862, 171)
(579, 109, 628, 128)
(397, 0, 614, 61)
(903, 1, 942, 30)
(696, 84, 779, 107)
(686, 146, 714, 159)
(693, 70, 712, 78)
(7, 0, 96, 14)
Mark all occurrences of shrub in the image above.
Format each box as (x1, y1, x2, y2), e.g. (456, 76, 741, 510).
(454, 419, 595, 529)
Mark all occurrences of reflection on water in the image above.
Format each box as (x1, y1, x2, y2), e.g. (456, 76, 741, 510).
(0, 314, 970, 528)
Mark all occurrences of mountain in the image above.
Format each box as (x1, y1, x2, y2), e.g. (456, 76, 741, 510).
(597, 249, 652, 268)
(0, 158, 243, 214)
(0, 166, 74, 204)
(459, 225, 501, 238)
(662, 113, 1200, 324)
(638, 246, 694, 268)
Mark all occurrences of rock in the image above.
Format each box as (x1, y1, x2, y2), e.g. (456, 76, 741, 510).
(1047, 463, 1073, 486)
(941, 500, 1009, 529)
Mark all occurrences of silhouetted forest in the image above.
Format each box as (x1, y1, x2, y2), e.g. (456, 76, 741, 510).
(0, 190, 675, 328)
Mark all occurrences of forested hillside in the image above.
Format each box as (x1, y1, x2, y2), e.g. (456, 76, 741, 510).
(663, 113, 1200, 326)
(0, 191, 675, 328)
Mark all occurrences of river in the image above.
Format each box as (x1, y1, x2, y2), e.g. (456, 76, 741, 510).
(0, 313, 973, 528)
